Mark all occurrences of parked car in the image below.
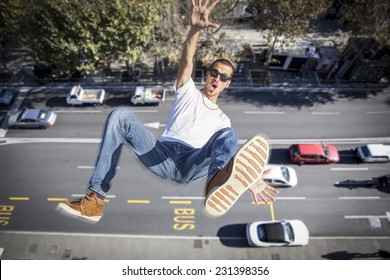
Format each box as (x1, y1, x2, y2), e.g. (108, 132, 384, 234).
(0, 88, 14, 106)
(289, 143, 340, 164)
(246, 219, 309, 247)
(263, 165, 298, 187)
(356, 144, 390, 163)
(8, 108, 57, 129)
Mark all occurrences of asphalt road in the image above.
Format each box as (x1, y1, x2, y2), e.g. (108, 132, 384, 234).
(0, 85, 389, 259)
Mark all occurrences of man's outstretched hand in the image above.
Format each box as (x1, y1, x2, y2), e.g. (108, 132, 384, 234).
(249, 168, 279, 205)
(191, 0, 220, 29)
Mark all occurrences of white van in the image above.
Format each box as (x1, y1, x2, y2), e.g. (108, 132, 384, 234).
(356, 144, 390, 163)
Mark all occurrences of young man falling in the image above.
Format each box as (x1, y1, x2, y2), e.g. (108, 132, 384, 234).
(58, 0, 278, 222)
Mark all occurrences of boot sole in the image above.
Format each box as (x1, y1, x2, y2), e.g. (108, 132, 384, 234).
(204, 135, 269, 216)
(57, 202, 102, 222)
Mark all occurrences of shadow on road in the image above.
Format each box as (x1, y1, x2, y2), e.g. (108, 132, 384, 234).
(334, 179, 390, 194)
(268, 148, 291, 165)
(322, 249, 390, 260)
(224, 88, 387, 109)
(217, 224, 250, 248)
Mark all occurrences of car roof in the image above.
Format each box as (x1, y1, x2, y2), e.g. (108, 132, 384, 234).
(263, 165, 285, 179)
(263, 222, 286, 242)
(364, 144, 390, 156)
(296, 144, 324, 155)
(22, 109, 41, 119)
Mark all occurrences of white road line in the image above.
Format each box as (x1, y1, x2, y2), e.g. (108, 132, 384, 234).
(276, 197, 306, 200)
(160, 196, 306, 200)
(344, 215, 387, 219)
(77, 166, 119, 170)
(367, 110, 390, 114)
(131, 110, 158, 113)
(0, 129, 6, 138)
(54, 110, 102, 113)
(311, 112, 340, 115)
(1, 230, 389, 240)
(244, 111, 285, 114)
(339, 196, 380, 200)
(309, 236, 390, 240)
(2, 137, 390, 146)
(331, 167, 369, 171)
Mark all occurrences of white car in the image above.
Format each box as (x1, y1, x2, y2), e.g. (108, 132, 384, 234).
(356, 144, 390, 163)
(246, 219, 309, 247)
(262, 165, 298, 187)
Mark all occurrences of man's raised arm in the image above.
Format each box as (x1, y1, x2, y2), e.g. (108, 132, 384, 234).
(176, 0, 219, 89)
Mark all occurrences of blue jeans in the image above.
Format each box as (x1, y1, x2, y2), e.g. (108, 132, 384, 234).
(89, 107, 238, 197)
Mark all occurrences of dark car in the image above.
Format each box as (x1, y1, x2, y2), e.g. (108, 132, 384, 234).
(0, 88, 14, 106)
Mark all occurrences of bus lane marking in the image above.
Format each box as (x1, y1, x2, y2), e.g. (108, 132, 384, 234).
(169, 200, 196, 232)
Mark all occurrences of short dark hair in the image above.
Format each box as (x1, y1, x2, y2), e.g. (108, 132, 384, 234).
(210, 59, 234, 77)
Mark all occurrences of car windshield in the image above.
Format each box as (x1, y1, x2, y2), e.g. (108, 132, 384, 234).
(17, 109, 27, 121)
(282, 222, 294, 242)
(257, 225, 267, 241)
(281, 166, 290, 181)
(291, 145, 299, 157)
(360, 146, 371, 157)
(322, 144, 330, 158)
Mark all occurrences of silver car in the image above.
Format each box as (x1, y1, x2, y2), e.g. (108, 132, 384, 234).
(8, 108, 57, 129)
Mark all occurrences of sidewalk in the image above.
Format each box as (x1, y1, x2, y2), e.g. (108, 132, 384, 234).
(1, 230, 389, 260)
(0, 20, 388, 89)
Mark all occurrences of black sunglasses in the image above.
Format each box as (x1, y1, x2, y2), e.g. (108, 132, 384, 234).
(209, 68, 231, 82)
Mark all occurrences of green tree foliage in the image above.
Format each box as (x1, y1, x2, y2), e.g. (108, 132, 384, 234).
(15, 0, 164, 78)
(247, 0, 333, 65)
(339, 0, 390, 47)
(0, 0, 24, 47)
(149, 0, 243, 69)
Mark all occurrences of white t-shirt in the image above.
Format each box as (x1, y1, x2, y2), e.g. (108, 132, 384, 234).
(159, 78, 231, 148)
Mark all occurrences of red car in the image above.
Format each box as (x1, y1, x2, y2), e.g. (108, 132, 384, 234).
(289, 143, 340, 164)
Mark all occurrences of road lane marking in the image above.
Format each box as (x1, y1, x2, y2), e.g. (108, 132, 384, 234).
(2, 230, 390, 240)
(131, 110, 158, 113)
(47, 198, 68, 202)
(54, 110, 102, 113)
(339, 196, 380, 200)
(162, 196, 204, 200)
(331, 167, 369, 171)
(2, 137, 390, 146)
(277, 197, 306, 200)
(145, 122, 166, 129)
(72, 194, 116, 198)
(9, 197, 30, 201)
(270, 202, 275, 221)
(127, 200, 150, 204)
(169, 200, 192, 205)
(244, 111, 285, 114)
(344, 215, 387, 219)
(311, 112, 340, 115)
(367, 110, 390, 114)
(77, 166, 120, 170)
(309, 236, 390, 240)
